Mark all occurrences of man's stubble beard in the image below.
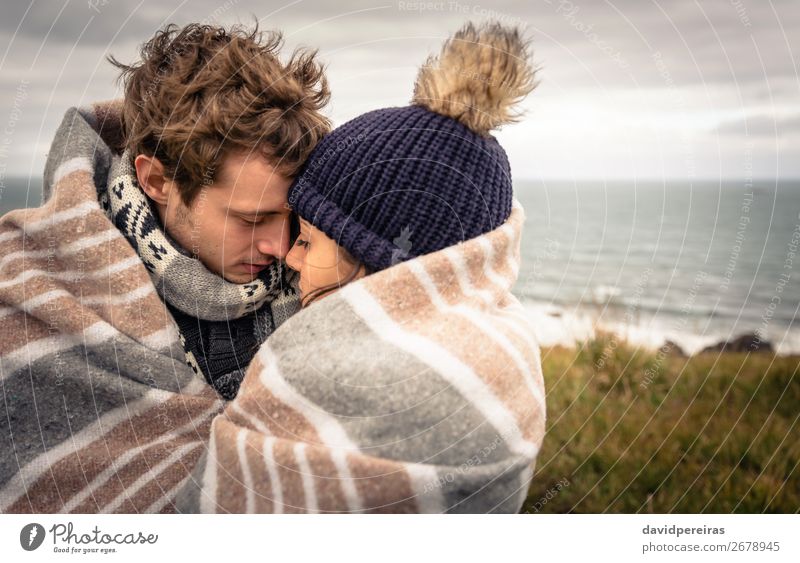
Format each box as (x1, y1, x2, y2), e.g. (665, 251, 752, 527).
(171, 199, 241, 282)
(173, 199, 202, 260)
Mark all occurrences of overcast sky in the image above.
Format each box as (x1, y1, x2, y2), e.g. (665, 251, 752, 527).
(0, 0, 798, 183)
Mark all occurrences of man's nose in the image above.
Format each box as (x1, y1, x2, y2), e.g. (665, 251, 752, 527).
(255, 221, 290, 259)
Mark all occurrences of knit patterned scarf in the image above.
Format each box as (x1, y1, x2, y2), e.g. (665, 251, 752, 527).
(103, 149, 300, 325)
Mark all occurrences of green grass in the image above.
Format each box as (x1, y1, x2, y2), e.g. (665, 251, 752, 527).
(523, 332, 800, 513)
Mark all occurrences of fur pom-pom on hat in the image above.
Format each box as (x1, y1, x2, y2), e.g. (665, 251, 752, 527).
(413, 21, 537, 136)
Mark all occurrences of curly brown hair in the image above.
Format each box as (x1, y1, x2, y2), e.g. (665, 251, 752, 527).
(108, 22, 331, 206)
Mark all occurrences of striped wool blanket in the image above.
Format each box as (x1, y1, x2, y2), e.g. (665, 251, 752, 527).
(176, 202, 547, 513)
(1, 99, 545, 513)
(0, 101, 223, 513)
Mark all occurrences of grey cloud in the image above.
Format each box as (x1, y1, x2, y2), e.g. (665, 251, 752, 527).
(0, 0, 172, 47)
(716, 113, 800, 137)
(1, 0, 800, 180)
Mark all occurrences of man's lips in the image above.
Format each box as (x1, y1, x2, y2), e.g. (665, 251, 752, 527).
(241, 259, 274, 274)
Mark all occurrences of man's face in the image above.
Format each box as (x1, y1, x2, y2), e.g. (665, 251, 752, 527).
(157, 151, 293, 284)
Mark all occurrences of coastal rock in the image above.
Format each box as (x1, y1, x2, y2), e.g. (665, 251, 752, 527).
(699, 332, 773, 354)
(660, 339, 687, 357)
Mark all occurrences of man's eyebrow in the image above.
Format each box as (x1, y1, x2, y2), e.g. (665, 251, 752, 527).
(224, 206, 284, 216)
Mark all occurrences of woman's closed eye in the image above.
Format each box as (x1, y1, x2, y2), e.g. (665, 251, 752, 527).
(294, 238, 310, 248)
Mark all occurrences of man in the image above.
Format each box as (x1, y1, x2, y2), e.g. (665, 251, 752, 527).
(0, 22, 329, 513)
(104, 22, 331, 399)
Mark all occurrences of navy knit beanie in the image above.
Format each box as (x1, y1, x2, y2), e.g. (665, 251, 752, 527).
(288, 21, 537, 272)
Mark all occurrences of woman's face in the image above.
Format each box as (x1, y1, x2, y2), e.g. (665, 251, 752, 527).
(285, 218, 365, 302)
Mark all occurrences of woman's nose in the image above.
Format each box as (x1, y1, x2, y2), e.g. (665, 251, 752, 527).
(284, 244, 302, 272)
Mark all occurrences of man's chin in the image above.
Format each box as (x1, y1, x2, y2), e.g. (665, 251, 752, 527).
(212, 262, 275, 284)
(220, 270, 259, 284)
(204, 264, 253, 284)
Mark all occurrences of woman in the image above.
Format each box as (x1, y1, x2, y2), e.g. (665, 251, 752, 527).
(177, 21, 546, 513)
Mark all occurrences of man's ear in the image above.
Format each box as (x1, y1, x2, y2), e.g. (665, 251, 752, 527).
(134, 154, 175, 205)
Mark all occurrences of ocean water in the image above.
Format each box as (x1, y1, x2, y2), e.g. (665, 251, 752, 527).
(514, 180, 800, 355)
(2, 176, 798, 354)
(0, 177, 42, 216)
